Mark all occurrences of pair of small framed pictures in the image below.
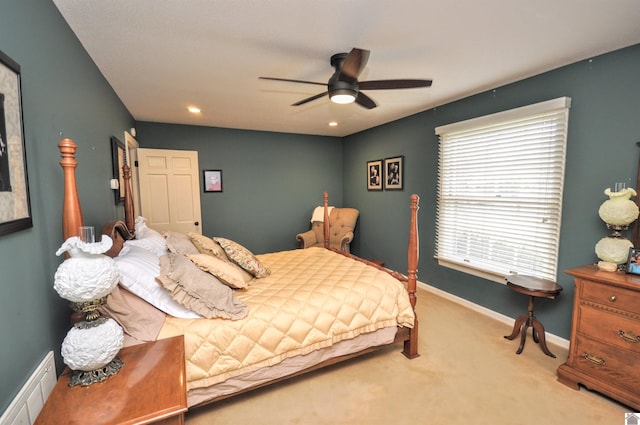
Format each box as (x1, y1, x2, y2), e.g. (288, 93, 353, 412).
(367, 156, 403, 191)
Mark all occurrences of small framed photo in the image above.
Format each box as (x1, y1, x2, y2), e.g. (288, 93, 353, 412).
(384, 155, 404, 190)
(626, 247, 640, 275)
(203, 169, 223, 192)
(367, 159, 383, 191)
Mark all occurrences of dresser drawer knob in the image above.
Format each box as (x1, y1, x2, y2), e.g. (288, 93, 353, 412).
(618, 330, 640, 343)
(582, 352, 606, 366)
(609, 295, 616, 302)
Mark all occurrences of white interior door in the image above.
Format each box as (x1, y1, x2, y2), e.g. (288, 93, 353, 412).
(137, 148, 202, 234)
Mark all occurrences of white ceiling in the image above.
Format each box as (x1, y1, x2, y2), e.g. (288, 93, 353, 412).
(52, 0, 640, 137)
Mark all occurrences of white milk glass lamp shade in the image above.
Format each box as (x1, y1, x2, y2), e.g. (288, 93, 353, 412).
(598, 187, 639, 226)
(53, 235, 120, 302)
(595, 237, 633, 264)
(61, 318, 124, 371)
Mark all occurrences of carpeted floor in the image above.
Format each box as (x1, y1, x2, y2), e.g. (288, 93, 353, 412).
(185, 286, 631, 425)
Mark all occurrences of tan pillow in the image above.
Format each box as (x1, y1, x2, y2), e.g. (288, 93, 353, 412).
(99, 285, 166, 343)
(187, 253, 253, 289)
(213, 237, 271, 278)
(188, 232, 228, 260)
(157, 254, 249, 319)
(164, 231, 199, 256)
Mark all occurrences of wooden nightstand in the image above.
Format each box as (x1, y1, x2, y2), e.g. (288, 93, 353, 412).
(558, 266, 640, 410)
(35, 335, 187, 425)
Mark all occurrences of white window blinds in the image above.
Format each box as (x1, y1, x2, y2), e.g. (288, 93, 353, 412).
(434, 97, 571, 282)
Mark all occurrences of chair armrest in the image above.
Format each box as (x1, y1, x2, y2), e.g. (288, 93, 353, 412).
(340, 231, 355, 251)
(339, 231, 354, 245)
(296, 230, 318, 248)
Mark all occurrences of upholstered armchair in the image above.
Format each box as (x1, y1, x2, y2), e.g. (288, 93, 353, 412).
(296, 207, 359, 252)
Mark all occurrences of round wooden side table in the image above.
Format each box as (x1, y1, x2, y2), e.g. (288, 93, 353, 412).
(503, 274, 563, 358)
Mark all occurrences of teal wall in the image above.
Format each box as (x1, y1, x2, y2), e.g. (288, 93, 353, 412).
(1, 0, 638, 416)
(344, 44, 640, 339)
(0, 0, 133, 414)
(134, 123, 343, 254)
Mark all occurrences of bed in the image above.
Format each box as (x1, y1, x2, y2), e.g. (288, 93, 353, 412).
(58, 138, 420, 408)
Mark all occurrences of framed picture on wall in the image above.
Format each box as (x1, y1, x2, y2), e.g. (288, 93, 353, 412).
(204, 169, 223, 192)
(0, 49, 32, 236)
(367, 159, 383, 191)
(626, 247, 640, 275)
(111, 136, 126, 204)
(384, 155, 404, 190)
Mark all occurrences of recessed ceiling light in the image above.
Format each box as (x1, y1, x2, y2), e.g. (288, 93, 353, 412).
(187, 106, 201, 114)
(328, 121, 338, 127)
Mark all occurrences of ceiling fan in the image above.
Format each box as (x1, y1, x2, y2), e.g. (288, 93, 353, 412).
(259, 48, 432, 109)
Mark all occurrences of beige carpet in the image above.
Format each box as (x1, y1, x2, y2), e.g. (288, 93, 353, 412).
(186, 286, 630, 425)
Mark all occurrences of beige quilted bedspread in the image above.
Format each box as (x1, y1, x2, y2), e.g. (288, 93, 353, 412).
(158, 247, 415, 390)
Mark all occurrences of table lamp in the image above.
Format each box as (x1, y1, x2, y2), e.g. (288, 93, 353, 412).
(595, 184, 639, 271)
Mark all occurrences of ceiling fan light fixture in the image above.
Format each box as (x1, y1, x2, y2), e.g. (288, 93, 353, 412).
(330, 89, 356, 104)
(260, 48, 431, 109)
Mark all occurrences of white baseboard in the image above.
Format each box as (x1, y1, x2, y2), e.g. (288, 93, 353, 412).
(0, 351, 57, 425)
(418, 281, 570, 350)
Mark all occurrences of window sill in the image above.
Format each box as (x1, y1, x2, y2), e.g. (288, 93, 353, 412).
(437, 258, 507, 285)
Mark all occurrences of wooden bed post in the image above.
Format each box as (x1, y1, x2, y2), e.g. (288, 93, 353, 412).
(58, 138, 83, 241)
(320, 192, 420, 359)
(122, 163, 135, 233)
(323, 191, 330, 249)
(403, 194, 420, 359)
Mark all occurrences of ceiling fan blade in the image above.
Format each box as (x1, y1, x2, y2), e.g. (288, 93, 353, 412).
(359, 79, 433, 90)
(355, 91, 377, 109)
(292, 91, 328, 106)
(259, 76, 326, 87)
(339, 48, 370, 83)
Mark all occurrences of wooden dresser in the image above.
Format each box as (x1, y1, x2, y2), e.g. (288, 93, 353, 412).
(557, 265, 640, 410)
(35, 335, 187, 425)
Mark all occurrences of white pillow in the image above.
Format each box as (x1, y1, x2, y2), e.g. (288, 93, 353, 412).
(127, 218, 168, 257)
(134, 216, 150, 237)
(114, 245, 200, 319)
(123, 236, 168, 257)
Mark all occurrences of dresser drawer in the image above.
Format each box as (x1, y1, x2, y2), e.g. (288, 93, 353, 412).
(578, 305, 640, 354)
(573, 335, 640, 394)
(580, 280, 640, 314)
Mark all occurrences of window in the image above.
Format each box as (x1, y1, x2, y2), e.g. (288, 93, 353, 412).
(434, 97, 571, 282)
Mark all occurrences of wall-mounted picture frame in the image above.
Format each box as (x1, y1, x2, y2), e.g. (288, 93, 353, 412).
(626, 247, 640, 275)
(203, 169, 223, 192)
(0, 49, 32, 237)
(384, 155, 404, 190)
(367, 159, 383, 191)
(111, 136, 126, 204)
